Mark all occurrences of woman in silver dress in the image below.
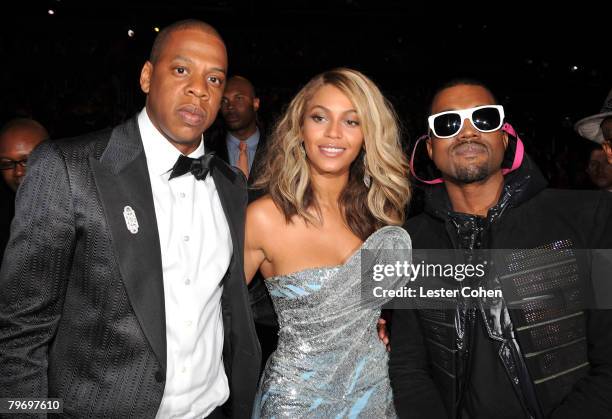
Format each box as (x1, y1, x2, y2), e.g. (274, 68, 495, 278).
(244, 68, 412, 418)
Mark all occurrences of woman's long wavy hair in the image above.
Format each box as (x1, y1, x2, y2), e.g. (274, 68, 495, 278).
(253, 68, 411, 240)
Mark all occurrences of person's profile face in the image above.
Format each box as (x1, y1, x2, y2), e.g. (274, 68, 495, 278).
(301, 84, 364, 177)
(426, 84, 508, 184)
(140, 28, 228, 155)
(0, 127, 46, 192)
(220, 78, 259, 133)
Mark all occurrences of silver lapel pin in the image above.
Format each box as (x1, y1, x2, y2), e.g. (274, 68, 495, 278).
(123, 206, 139, 234)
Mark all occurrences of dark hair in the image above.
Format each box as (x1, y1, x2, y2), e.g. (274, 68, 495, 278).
(149, 19, 223, 63)
(227, 75, 258, 99)
(428, 78, 499, 114)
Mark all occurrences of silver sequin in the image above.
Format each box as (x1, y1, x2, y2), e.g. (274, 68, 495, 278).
(252, 226, 412, 418)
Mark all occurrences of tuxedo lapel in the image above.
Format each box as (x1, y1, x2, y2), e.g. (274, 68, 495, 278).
(219, 139, 230, 164)
(211, 158, 246, 279)
(91, 118, 167, 372)
(206, 129, 230, 164)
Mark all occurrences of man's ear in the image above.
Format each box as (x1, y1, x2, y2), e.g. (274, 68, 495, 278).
(140, 61, 153, 94)
(426, 137, 433, 159)
(253, 97, 260, 112)
(602, 141, 612, 165)
(502, 131, 509, 150)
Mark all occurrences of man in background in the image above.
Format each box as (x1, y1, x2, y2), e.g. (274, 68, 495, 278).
(586, 145, 612, 191)
(208, 75, 267, 187)
(0, 118, 48, 192)
(575, 88, 612, 164)
(0, 118, 48, 259)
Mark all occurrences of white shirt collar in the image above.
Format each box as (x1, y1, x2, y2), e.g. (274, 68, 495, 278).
(138, 107, 205, 177)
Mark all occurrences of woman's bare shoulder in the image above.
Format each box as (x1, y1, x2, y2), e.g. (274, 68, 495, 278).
(246, 195, 286, 231)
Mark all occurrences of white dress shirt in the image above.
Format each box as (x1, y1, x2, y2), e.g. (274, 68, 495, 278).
(138, 109, 232, 419)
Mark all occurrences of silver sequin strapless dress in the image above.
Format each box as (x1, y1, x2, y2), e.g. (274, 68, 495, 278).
(252, 226, 412, 418)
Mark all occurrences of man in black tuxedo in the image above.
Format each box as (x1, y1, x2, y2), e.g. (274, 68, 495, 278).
(0, 19, 260, 418)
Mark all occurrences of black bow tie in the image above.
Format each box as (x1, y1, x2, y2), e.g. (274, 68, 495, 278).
(169, 153, 215, 180)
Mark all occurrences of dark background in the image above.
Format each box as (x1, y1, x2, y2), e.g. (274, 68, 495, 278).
(1, 0, 610, 189)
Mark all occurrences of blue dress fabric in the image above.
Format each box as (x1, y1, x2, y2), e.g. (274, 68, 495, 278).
(252, 226, 412, 418)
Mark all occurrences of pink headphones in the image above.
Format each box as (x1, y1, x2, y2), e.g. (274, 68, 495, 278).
(409, 123, 525, 185)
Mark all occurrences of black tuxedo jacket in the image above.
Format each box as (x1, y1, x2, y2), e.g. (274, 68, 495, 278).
(0, 116, 261, 418)
(205, 127, 278, 330)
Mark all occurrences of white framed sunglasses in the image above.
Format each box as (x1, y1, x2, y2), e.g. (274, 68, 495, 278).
(428, 105, 505, 139)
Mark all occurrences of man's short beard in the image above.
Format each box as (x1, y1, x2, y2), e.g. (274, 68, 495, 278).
(226, 119, 248, 131)
(451, 163, 490, 184)
(226, 114, 256, 133)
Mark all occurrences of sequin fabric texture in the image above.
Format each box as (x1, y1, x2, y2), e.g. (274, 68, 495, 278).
(252, 226, 412, 418)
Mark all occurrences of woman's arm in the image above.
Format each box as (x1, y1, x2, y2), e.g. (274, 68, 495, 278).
(244, 198, 271, 285)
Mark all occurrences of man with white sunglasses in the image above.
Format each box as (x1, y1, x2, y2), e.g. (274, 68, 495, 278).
(389, 80, 612, 419)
